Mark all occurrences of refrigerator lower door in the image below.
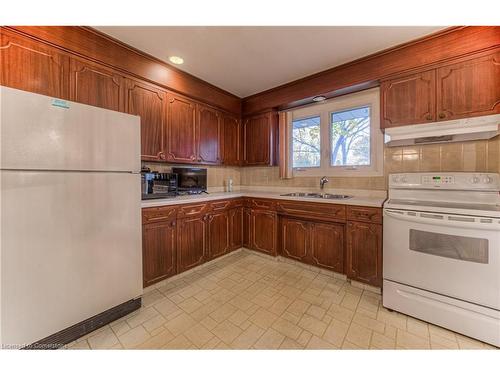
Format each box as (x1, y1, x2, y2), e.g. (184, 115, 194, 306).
(0, 171, 142, 346)
(0, 86, 140, 172)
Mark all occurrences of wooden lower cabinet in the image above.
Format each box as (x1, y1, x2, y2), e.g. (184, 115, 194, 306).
(142, 220, 176, 287)
(250, 209, 278, 256)
(280, 217, 309, 263)
(280, 217, 344, 273)
(177, 215, 208, 273)
(346, 221, 382, 287)
(229, 206, 243, 251)
(207, 210, 230, 260)
(242, 207, 251, 248)
(310, 222, 344, 273)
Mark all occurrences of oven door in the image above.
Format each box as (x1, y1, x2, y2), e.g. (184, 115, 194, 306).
(383, 208, 500, 310)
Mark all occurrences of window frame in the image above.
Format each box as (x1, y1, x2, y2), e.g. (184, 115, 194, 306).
(291, 114, 322, 169)
(290, 88, 383, 177)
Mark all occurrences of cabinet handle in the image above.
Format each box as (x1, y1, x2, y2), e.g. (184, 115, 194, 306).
(170, 221, 176, 228)
(438, 113, 446, 119)
(426, 115, 432, 121)
(158, 152, 166, 160)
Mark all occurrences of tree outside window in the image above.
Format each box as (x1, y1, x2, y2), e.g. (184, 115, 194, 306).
(292, 116, 321, 168)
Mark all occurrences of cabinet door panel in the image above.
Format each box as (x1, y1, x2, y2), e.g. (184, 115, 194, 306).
(310, 222, 344, 273)
(177, 216, 207, 273)
(251, 210, 277, 256)
(142, 220, 176, 287)
(346, 221, 382, 286)
(381, 70, 436, 128)
(437, 52, 500, 120)
(166, 93, 197, 163)
(70, 59, 124, 112)
(243, 208, 252, 248)
(0, 30, 69, 99)
(208, 211, 230, 259)
(222, 113, 241, 166)
(126, 80, 166, 161)
(229, 207, 243, 250)
(280, 217, 309, 262)
(243, 112, 278, 166)
(197, 104, 221, 164)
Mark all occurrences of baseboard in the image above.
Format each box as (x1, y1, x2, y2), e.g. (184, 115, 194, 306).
(22, 298, 142, 350)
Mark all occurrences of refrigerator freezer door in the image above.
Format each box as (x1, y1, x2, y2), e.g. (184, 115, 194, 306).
(0, 170, 142, 346)
(0, 86, 140, 172)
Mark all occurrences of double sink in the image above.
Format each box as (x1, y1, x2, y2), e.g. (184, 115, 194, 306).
(280, 192, 352, 200)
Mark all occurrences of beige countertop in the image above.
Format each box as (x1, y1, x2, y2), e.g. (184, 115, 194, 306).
(141, 187, 387, 209)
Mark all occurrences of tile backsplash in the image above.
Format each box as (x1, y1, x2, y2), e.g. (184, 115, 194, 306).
(143, 137, 500, 192)
(240, 137, 500, 191)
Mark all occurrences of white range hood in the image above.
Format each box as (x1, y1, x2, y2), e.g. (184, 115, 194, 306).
(384, 114, 500, 147)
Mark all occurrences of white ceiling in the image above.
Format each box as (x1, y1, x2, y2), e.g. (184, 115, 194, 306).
(95, 26, 445, 98)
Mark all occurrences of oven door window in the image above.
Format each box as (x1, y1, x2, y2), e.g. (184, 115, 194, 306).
(409, 229, 489, 264)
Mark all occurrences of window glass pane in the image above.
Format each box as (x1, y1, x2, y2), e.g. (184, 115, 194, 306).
(330, 106, 370, 166)
(292, 116, 320, 168)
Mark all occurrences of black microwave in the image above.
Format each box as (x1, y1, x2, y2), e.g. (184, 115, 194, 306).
(172, 167, 207, 194)
(141, 172, 178, 200)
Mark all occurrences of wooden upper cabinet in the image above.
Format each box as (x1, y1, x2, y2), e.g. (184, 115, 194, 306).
(222, 113, 241, 166)
(381, 70, 436, 128)
(436, 51, 500, 121)
(69, 58, 125, 112)
(166, 93, 197, 163)
(243, 111, 279, 166)
(0, 30, 69, 99)
(346, 221, 382, 287)
(197, 104, 221, 164)
(125, 79, 166, 161)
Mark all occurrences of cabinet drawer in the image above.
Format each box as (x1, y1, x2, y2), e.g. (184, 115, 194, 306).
(177, 202, 210, 218)
(276, 200, 346, 222)
(247, 198, 276, 210)
(347, 206, 382, 223)
(210, 199, 232, 211)
(142, 206, 178, 224)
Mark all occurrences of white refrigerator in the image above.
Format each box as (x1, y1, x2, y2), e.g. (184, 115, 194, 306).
(0, 86, 143, 348)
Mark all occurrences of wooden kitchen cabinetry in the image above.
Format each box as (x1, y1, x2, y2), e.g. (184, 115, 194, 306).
(249, 209, 278, 256)
(243, 111, 279, 166)
(228, 206, 244, 251)
(207, 210, 231, 260)
(141, 206, 178, 287)
(177, 214, 208, 273)
(381, 50, 500, 128)
(166, 92, 197, 163)
(197, 103, 221, 164)
(381, 70, 436, 128)
(0, 29, 70, 99)
(346, 220, 382, 287)
(69, 58, 126, 112)
(221, 113, 241, 166)
(125, 79, 167, 161)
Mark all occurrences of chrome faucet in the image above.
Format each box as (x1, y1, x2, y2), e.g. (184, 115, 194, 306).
(320, 176, 329, 190)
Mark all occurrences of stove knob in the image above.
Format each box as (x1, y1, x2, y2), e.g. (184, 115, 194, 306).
(482, 176, 493, 184)
(471, 176, 480, 184)
(401, 176, 408, 183)
(392, 175, 400, 183)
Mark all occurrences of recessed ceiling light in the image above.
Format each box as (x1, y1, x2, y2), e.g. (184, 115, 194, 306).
(169, 56, 184, 65)
(312, 95, 326, 102)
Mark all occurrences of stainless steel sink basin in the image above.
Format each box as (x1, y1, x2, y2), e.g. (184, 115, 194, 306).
(280, 192, 352, 200)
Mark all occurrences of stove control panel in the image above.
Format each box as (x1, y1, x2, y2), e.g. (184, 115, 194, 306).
(389, 173, 500, 190)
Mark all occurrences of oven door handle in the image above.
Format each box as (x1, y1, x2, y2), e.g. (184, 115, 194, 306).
(383, 209, 499, 231)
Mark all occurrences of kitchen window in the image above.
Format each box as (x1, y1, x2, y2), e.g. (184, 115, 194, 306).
(289, 88, 383, 177)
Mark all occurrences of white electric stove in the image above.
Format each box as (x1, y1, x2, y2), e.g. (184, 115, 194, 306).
(383, 172, 500, 347)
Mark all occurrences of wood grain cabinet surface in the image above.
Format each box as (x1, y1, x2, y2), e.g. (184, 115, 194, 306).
(197, 104, 221, 164)
(207, 210, 231, 260)
(142, 220, 177, 287)
(0, 29, 70, 99)
(346, 221, 382, 287)
(381, 49, 500, 128)
(243, 111, 279, 166)
(436, 51, 500, 120)
(125, 79, 167, 161)
(221, 113, 241, 166)
(166, 92, 197, 163)
(70, 58, 125, 112)
(177, 214, 208, 274)
(249, 209, 278, 256)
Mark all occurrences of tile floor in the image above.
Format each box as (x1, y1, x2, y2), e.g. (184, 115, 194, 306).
(65, 249, 496, 350)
